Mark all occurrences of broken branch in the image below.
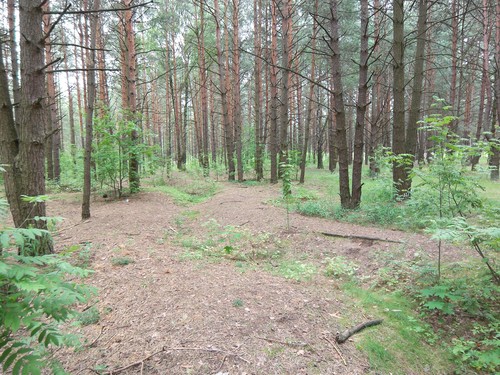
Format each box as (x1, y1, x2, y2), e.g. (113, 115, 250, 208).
(336, 319, 383, 344)
(319, 231, 403, 244)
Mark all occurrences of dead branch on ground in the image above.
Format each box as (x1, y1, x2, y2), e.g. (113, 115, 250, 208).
(336, 319, 383, 344)
(104, 346, 249, 374)
(319, 231, 403, 244)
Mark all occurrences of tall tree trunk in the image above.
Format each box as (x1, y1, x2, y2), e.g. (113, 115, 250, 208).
(232, 0, 244, 181)
(419, 9, 434, 165)
(401, 0, 428, 193)
(278, 0, 293, 172)
(328, 84, 338, 172)
(197, 0, 210, 175)
(254, 0, 264, 181)
(351, 0, 370, 208)
(269, 0, 279, 183)
(123, 0, 140, 192)
(392, 0, 407, 198)
(449, 0, 458, 131)
(317, 110, 326, 170)
(96, 15, 109, 113)
(7, 0, 20, 131)
(167, 35, 183, 171)
(0, 44, 22, 230)
(42, 2, 60, 181)
(214, 0, 235, 180)
(12, 0, 52, 253)
(299, 0, 318, 183)
(489, 0, 500, 180)
(75, 45, 85, 149)
(209, 77, 217, 163)
(369, 0, 382, 175)
(61, 33, 77, 164)
(82, 0, 100, 220)
(329, 0, 352, 208)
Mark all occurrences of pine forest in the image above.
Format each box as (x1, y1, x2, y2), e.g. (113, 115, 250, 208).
(0, 0, 499, 373)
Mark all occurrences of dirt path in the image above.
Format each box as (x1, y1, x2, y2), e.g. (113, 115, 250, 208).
(49, 183, 456, 374)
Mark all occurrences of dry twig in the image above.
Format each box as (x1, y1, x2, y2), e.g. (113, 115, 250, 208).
(256, 336, 308, 347)
(323, 335, 347, 366)
(104, 346, 249, 374)
(86, 325, 105, 348)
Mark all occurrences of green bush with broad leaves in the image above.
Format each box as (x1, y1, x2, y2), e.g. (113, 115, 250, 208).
(93, 110, 162, 197)
(0, 196, 95, 374)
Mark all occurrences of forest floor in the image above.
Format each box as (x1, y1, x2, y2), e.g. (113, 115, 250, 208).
(48, 175, 463, 375)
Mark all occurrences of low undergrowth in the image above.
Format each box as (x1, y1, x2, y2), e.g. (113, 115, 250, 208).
(146, 171, 218, 205)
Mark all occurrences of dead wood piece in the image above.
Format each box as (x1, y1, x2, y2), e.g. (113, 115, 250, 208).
(219, 200, 243, 205)
(257, 336, 308, 347)
(319, 231, 403, 244)
(86, 325, 105, 348)
(322, 335, 347, 366)
(336, 319, 383, 344)
(105, 346, 249, 374)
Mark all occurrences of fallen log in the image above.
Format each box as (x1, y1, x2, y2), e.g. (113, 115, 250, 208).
(336, 319, 384, 344)
(319, 231, 403, 244)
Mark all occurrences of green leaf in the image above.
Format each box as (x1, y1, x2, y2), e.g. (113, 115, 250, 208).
(0, 231, 10, 248)
(25, 363, 42, 375)
(4, 312, 21, 332)
(12, 232, 24, 247)
(3, 350, 18, 372)
(424, 300, 444, 310)
(37, 329, 47, 343)
(12, 356, 23, 375)
(0, 347, 13, 364)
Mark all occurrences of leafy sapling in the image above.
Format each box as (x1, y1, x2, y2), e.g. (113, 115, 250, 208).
(280, 161, 293, 230)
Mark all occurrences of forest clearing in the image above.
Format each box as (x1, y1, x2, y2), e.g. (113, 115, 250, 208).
(2, 165, 498, 374)
(1, 0, 500, 373)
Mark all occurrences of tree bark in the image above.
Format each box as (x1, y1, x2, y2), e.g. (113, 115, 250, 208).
(402, 0, 428, 193)
(82, 0, 100, 220)
(75, 45, 86, 149)
(269, 0, 279, 183)
(329, 0, 352, 208)
(0, 44, 22, 229)
(123, 0, 140, 192)
(214, 0, 235, 180)
(350, 0, 370, 208)
(9, 0, 53, 254)
(254, 0, 264, 181)
(489, 0, 500, 180)
(197, 0, 210, 176)
(42, 2, 61, 182)
(369, 0, 382, 175)
(300, 0, 318, 183)
(278, 0, 293, 173)
(392, 0, 407, 198)
(7, 0, 21, 131)
(449, 0, 458, 131)
(232, 0, 244, 181)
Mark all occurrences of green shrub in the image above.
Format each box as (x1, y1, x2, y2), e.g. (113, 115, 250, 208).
(451, 322, 500, 373)
(0, 252, 94, 373)
(274, 260, 317, 281)
(111, 257, 134, 266)
(77, 307, 100, 326)
(0, 197, 94, 373)
(324, 256, 358, 279)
